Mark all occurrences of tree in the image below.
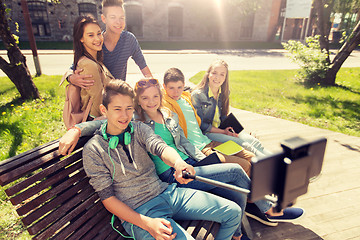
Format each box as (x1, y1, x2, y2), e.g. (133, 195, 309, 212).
(0, 0, 40, 99)
(333, 0, 360, 32)
(324, 20, 360, 85)
(313, 0, 360, 86)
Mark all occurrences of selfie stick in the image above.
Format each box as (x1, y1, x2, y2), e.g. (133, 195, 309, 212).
(182, 171, 250, 195)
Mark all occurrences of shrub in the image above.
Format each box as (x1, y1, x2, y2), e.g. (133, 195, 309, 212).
(282, 36, 330, 85)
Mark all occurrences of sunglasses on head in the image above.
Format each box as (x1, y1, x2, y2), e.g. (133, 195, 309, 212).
(136, 78, 159, 88)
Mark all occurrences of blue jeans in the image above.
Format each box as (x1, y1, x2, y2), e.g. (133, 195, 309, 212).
(122, 184, 241, 240)
(206, 131, 272, 157)
(159, 160, 273, 236)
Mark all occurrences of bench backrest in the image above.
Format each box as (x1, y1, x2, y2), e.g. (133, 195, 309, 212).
(0, 137, 219, 240)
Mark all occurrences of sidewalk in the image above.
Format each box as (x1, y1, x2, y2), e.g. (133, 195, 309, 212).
(0, 49, 289, 55)
(1, 49, 359, 78)
(0, 49, 300, 78)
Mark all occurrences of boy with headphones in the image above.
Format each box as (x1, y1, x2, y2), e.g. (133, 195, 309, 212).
(81, 80, 242, 240)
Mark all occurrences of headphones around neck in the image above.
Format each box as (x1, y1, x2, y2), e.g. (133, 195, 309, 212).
(102, 121, 134, 149)
(102, 120, 136, 239)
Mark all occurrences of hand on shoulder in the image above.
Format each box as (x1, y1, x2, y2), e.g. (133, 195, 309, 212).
(69, 66, 95, 89)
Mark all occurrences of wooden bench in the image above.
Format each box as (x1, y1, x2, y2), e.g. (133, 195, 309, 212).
(0, 137, 253, 240)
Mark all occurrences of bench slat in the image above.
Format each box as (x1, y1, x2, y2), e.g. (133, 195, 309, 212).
(197, 221, 214, 239)
(0, 137, 89, 185)
(16, 168, 86, 216)
(52, 200, 104, 240)
(95, 221, 120, 240)
(0, 150, 60, 186)
(0, 140, 59, 175)
(66, 207, 109, 240)
(178, 220, 191, 230)
(22, 178, 90, 226)
(6, 151, 82, 197)
(10, 159, 83, 206)
(80, 213, 118, 240)
(33, 193, 99, 240)
(190, 220, 206, 238)
(27, 183, 94, 235)
(106, 230, 123, 240)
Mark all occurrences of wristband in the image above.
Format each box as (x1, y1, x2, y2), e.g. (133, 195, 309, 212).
(66, 74, 72, 84)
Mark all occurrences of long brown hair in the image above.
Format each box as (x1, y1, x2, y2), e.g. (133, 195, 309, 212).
(73, 16, 103, 70)
(195, 60, 230, 116)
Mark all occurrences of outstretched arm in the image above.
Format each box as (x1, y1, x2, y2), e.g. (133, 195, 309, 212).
(160, 147, 195, 184)
(59, 120, 105, 155)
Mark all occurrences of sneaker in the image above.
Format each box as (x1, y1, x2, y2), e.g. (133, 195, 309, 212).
(245, 203, 278, 227)
(266, 207, 305, 222)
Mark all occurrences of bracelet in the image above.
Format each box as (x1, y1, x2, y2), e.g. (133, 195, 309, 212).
(66, 74, 72, 84)
(68, 126, 81, 138)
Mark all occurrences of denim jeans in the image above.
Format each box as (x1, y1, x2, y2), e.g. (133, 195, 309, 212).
(206, 131, 272, 157)
(122, 184, 241, 240)
(159, 160, 273, 236)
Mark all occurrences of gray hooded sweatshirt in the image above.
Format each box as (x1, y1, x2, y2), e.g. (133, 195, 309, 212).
(83, 121, 169, 210)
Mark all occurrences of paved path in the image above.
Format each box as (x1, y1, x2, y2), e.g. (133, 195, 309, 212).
(1, 49, 360, 80)
(231, 108, 360, 240)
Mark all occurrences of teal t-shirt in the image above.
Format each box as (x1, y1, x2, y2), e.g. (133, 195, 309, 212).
(177, 98, 211, 150)
(149, 122, 189, 175)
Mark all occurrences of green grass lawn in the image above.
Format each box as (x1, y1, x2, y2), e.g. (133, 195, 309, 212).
(0, 75, 66, 239)
(0, 68, 359, 239)
(0, 75, 66, 161)
(190, 67, 360, 137)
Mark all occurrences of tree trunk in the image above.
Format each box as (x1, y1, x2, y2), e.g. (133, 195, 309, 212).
(325, 20, 360, 86)
(0, 0, 40, 99)
(314, 0, 335, 63)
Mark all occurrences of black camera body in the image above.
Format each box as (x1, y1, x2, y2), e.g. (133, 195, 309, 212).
(250, 136, 327, 211)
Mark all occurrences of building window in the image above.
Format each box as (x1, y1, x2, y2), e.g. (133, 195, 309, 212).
(78, 3, 98, 19)
(125, 4, 143, 37)
(28, 1, 51, 36)
(168, 6, 183, 38)
(239, 13, 255, 39)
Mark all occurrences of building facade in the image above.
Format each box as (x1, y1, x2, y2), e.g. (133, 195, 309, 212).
(4, 0, 287, 43)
